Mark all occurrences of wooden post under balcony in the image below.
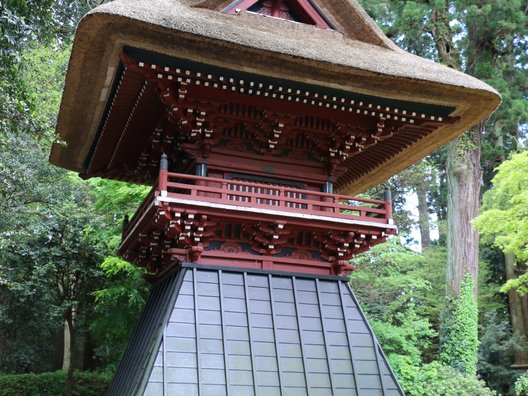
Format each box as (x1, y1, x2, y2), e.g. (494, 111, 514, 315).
(158, 153, 168, 197)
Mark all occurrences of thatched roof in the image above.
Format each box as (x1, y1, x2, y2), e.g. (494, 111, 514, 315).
(50, 0, 500, 194)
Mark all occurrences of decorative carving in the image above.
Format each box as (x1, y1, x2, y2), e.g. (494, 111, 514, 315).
(109, 54, 453, 279)
(361, 116, 398, 149)
(328, 123, 357, 160)
(158, 83, 188, 124)
(250, 0, 295, 21)
(249, 111, 293, 154)
(333, 260, 357, 276)
(311, 230, 362, 275)
(290, 250, 312, 260)
(157, 82, 219, 159)
(175, 212, 216, 252)
(221, 241, 242, 253)
(127, 209, 217, 275)
(154, 206, 172, 228)
(244, 221, 290, 255)
(315, 231, 356, 262)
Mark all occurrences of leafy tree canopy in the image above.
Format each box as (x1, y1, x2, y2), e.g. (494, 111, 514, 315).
(475, 151, 528, 294)
(476, 151, 528, 260)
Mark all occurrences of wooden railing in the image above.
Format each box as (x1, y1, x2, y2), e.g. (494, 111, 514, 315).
(159, 171, 391, 221)
(122, 170, 393, 240)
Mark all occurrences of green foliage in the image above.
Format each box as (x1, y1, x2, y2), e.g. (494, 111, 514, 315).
(351, 240, 508, 393)
(351, 241, 500, 391)
(359, 0, 438, 59)
(502, 276, 528, 296)
(475, 151, 528, 294)
(0, 40, 148, 373)
(86, 178, 150, 367)
(0, 171, 108, 371)
(86, 178, 150, 245)
(440, 274, 479, 374)
(88, 178, 150, 216)
(21, 46, 71, 137)
(515, 371, 528, 396)
(477, 244, 525, 393)
(350, 238, 446, 329)
(393, 360, 495, 396)
(371, 304, 436, 367)
(350, 238, 449, 372)
(0, 43, 105, 372)
(90, 257, 148, 366)
(478, 312, 526, 395)
(476, 151, 528, 260)
(0, 370, 110, 396)
(0, 1, 85, 147)
(477, 253, 507, 317)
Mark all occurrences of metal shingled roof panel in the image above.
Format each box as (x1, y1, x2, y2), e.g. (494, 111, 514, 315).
(108, 264, 404, 395)
(106, 268, 188, 396)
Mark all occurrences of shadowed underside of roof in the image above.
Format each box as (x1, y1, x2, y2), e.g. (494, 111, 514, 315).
(107, 264, 404, 395)
(50, 0, 500, 195)
(79, 46, 457, 190)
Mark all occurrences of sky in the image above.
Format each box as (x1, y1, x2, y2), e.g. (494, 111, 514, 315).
(403, 191, 439, 252)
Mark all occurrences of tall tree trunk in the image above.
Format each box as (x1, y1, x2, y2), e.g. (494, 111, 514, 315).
(440, 126, 482, 374)
(416, 185, 431, 249)
(430, 2, 481, 374)
(62, 319, 71, 371)
(64, 306, 76, 396)
(506, 254, 528, 367)
(445, 128, 482, 297)
(521, 289, 528, 366)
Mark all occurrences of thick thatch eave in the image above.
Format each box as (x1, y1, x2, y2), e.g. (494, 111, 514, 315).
(50, 0, 500, 194)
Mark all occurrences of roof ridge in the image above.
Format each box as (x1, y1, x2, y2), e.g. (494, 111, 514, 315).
(193, 0, 399, 49)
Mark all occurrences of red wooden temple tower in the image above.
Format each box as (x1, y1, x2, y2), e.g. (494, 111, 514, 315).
(50, 0, 500, 394)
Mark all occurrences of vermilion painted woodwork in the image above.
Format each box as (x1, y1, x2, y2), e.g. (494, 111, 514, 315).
(100, 52, 458, 279)
(119, 171, 395, 279)
(86, 53, 456, 189)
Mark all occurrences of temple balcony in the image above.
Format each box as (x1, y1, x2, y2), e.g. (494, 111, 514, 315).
(119, 168, 396, 280)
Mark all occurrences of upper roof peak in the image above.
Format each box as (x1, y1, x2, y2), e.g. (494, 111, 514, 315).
(196, 0, 397, 48)
(221, 0, 334, 29)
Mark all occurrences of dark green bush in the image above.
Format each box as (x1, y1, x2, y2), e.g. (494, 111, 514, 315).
(0, 370, 110, 396)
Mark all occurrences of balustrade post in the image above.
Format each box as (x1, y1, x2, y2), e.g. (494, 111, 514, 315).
(159, 153, 168, 197)
(321, 180, 334, 213)
(196, 163, 207, 177)
(221, 181, 227, 201)
(195, 162, 207, 197)
(384, 185, 393, 222)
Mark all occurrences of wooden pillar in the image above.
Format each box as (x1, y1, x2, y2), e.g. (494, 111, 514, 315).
(384, 185, 393, 221)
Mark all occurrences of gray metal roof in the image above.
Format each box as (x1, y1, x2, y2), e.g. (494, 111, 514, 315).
(107, 264, 404, 395)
